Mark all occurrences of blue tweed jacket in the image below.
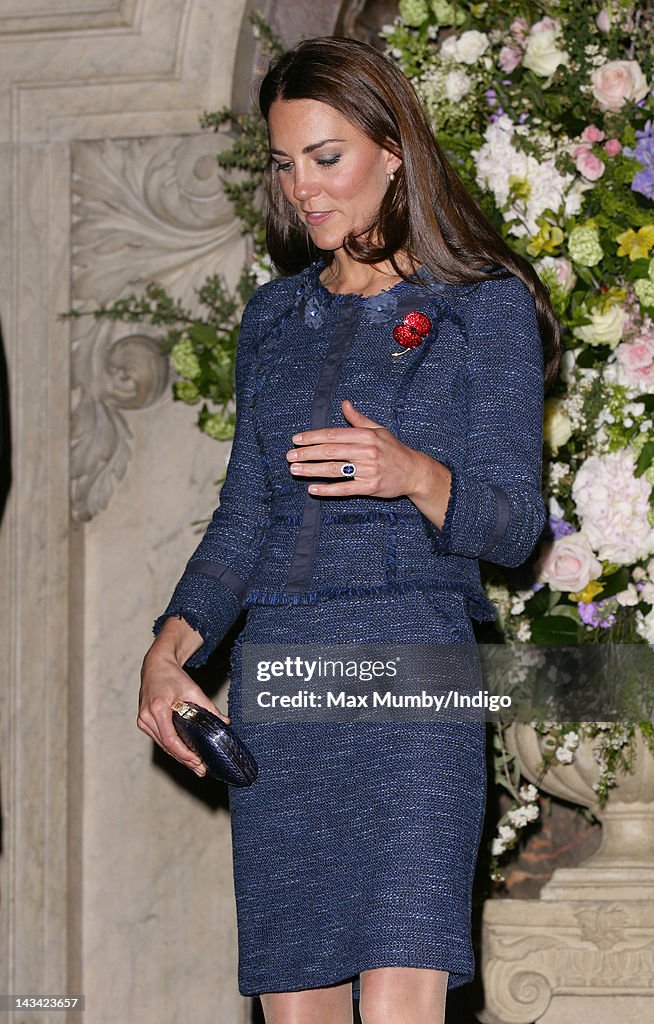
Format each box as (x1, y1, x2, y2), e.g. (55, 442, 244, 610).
(154, 259, 546, 665)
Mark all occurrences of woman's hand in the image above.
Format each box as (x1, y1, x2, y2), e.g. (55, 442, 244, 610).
(137, 618, 231, 778)
(285, 399, 452, 529)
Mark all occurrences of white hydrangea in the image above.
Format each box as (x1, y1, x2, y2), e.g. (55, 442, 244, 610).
(507, 803, 540, 827)
(507, 807, 530, 827)
(519, 783, 539, 802)
(516, 621, 532, 641)
(252, 252, 274, 286)
(472, 116, 579, 237)
(572, 449, 654, 564)
(445, 69, 473, 101)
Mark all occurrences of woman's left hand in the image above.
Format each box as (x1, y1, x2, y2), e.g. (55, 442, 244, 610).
(286, 398, 436, 501)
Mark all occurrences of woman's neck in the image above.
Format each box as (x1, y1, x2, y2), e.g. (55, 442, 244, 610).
(319, 252, 414, 298)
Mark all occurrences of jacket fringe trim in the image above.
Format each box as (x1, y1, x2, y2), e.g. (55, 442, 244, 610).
(242, 577, 496, 622)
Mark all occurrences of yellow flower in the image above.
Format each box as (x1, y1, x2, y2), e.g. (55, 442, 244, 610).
(527, 224, 564, 258)
(616, 225, 654, 262)
(569, 580, 604, 603)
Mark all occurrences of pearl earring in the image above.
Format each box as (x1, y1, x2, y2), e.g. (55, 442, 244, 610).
(388, 169, 395, 182)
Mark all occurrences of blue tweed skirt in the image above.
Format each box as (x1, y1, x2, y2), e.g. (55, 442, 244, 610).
(226, 586, 487, 998)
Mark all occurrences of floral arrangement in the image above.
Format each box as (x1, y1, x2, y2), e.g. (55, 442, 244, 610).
(73, 5, 654, 884)
(381, 0, 654, 881)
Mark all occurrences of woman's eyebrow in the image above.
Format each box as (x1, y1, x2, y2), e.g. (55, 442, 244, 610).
(270, 138, 346, 156)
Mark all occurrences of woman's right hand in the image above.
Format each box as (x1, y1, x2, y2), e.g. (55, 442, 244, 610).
(137, 617, 231, 778)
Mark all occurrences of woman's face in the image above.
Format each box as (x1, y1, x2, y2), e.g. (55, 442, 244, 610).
(267, 98, 401, 252)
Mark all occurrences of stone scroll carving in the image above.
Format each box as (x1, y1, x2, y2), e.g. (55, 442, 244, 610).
(70, 132, 245, 521)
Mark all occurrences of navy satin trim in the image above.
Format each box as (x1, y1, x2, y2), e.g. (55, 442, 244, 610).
(480, 484, 511, 557)
(284, 303, 360, 593)
(184, 559, 247, 600)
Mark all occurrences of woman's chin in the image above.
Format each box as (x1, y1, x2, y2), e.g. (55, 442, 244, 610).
(307, 231, 344, 252)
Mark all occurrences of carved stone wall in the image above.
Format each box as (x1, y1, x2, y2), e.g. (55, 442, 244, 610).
(0, 3, 254, 1023)
(0, 2, 408, 1023)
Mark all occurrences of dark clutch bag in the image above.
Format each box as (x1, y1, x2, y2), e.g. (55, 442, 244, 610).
(170, 700, 258, 786)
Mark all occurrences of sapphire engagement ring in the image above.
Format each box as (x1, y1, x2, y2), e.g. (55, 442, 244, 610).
(340, 463, 357, 479)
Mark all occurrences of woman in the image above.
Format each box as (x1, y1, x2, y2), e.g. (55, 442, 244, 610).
(138, 36, 559, 1024)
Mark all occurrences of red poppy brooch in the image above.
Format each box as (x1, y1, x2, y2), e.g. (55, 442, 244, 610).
(392, 311, 431, 356)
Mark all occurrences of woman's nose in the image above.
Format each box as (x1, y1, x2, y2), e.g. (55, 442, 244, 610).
(292, 170, 319, 202)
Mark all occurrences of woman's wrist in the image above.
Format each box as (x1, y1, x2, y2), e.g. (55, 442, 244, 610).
(406, 451, 452, 531)
(147, 615, 204, 668)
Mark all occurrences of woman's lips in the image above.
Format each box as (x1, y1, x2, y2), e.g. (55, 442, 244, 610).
(304, 211, 333, 226)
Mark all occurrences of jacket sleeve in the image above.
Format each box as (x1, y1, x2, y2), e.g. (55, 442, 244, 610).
(152, 286, 273, 666)
(424, 274, 547, 568)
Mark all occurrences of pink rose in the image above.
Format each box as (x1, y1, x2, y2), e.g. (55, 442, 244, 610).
(596, 8, 612, 32)
(573, 145, 605, 181)
(591, 60, 650, 112)
(582, 124, 605, 143)
(604, 138, 622, 156)
(616, 335, 654, 391)
(531, 16, 557, 33)
(534, 532, 603, 593)
(499, 45, 522, 73)
(510, 17, 529, 42)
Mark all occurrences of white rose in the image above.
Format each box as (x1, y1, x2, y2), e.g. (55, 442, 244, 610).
(534, 531, 603, 593)
(445, 69, 473, 102)
(440, 36, 459, 60)
(573, 304, 626, 349)
(523, 28, 570, 77)
(543, 397, 573, 450)
(559, 349, 577, 384)
(591, 60, 649, 112)
(636, 608, 654, 643)
(455, 29, 490, 64)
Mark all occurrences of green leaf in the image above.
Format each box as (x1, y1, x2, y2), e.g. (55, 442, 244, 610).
(524, 587, 551, 617)
(530, 616, 580, 644)
(635, 441, 654, 477)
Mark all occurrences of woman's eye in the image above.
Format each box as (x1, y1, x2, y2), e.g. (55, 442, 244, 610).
(317, 155, 340, 167)
(273, 161, 293, 174)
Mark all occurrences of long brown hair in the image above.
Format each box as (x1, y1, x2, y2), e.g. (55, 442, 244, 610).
(257, 36, 561, 391)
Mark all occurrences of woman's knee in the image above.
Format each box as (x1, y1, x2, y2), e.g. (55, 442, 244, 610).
(358, 967, 448, 1024)
(259, 981, 354, 1024)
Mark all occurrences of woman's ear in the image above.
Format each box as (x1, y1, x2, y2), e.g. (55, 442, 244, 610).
(383, 145, 403, 177)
